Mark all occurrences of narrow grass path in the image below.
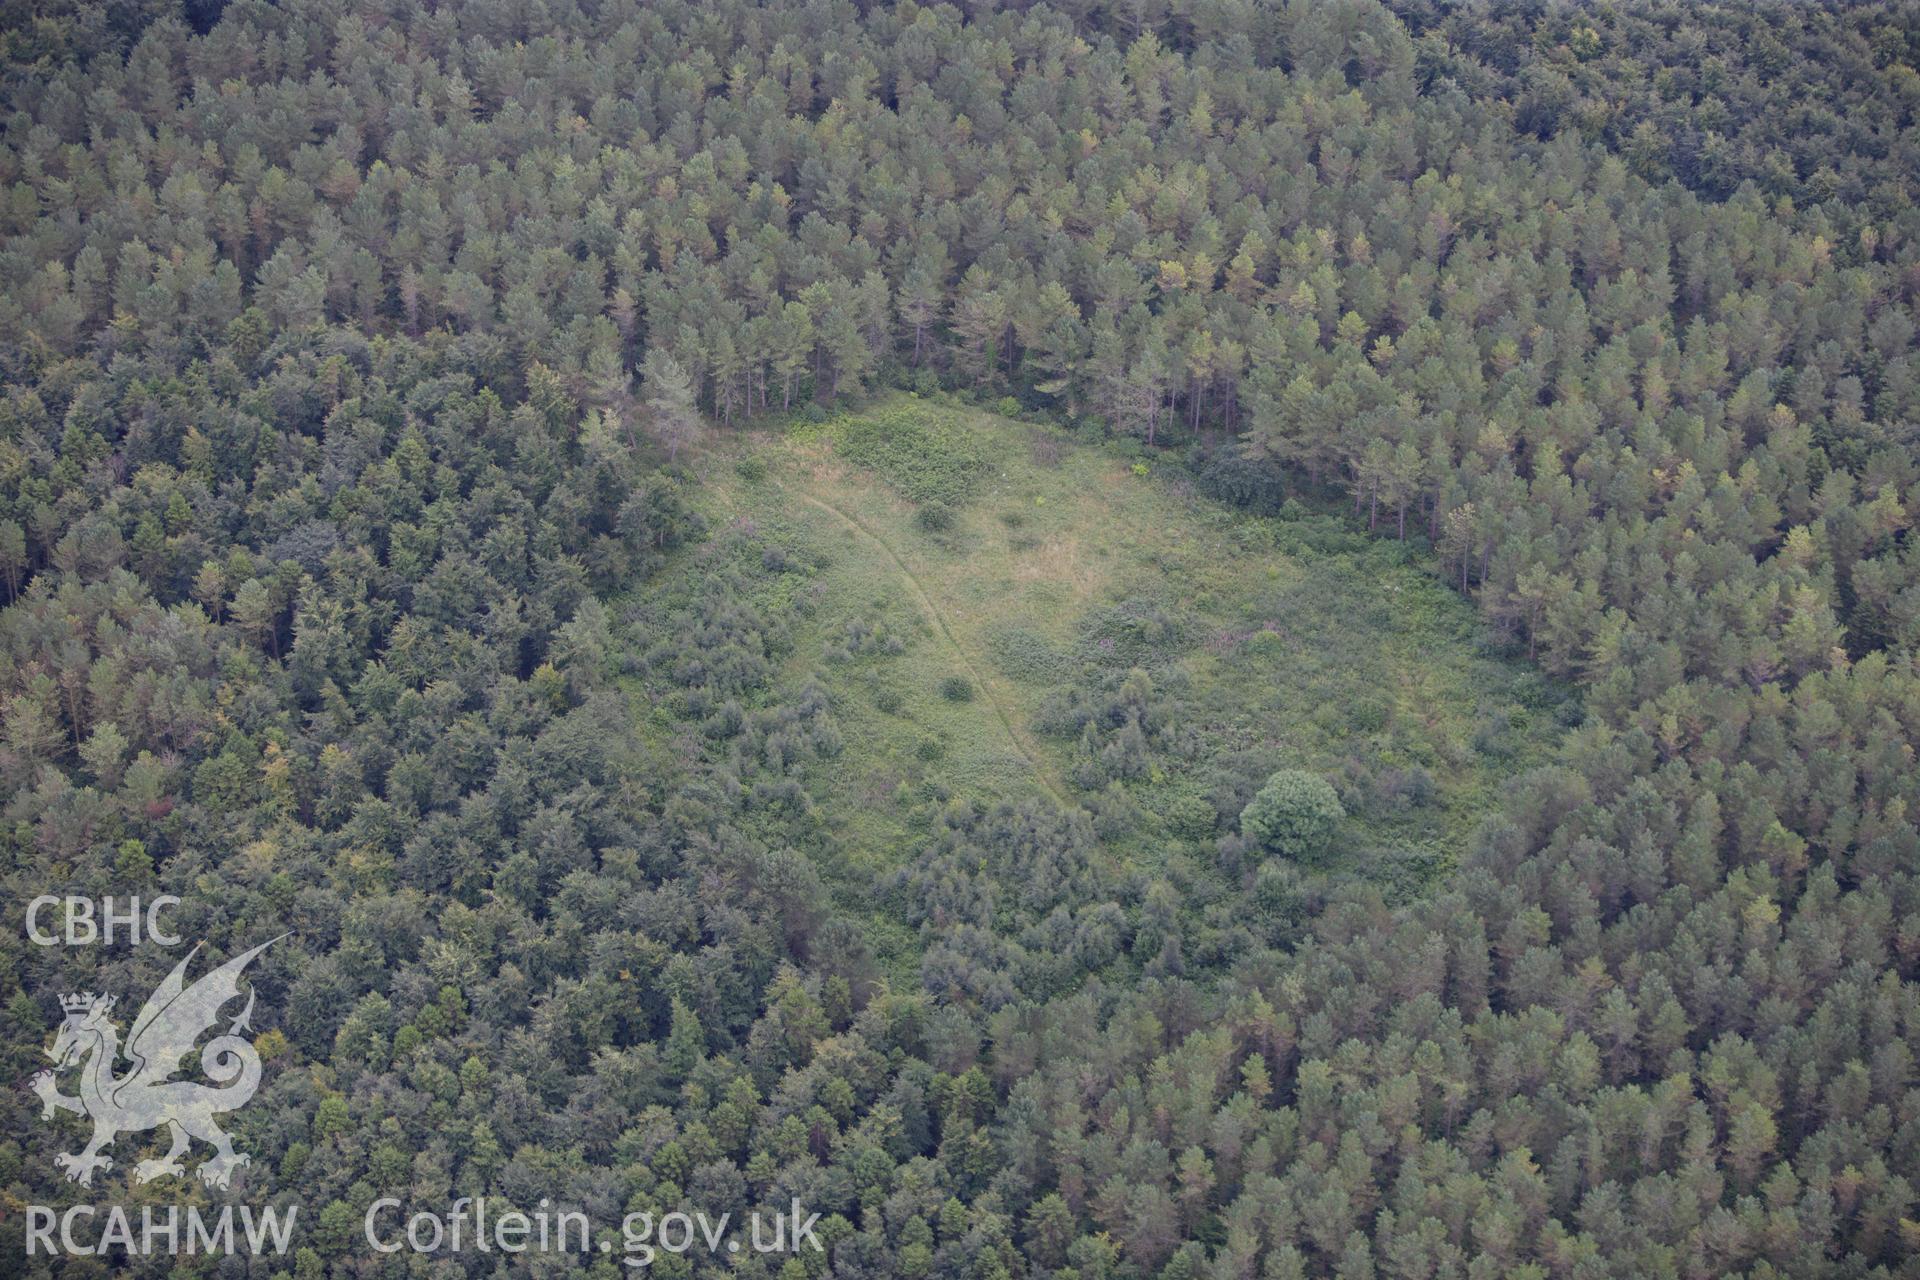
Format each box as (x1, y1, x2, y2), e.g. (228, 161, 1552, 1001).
(789, 489, 1074, 807)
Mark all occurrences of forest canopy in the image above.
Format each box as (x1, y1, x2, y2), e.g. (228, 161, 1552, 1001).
(2, 0, 1919, 1277)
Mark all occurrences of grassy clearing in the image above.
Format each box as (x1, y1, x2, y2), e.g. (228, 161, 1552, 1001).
(658, 393, 1570, 905)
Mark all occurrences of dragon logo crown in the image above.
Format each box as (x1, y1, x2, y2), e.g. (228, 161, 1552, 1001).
(60, 992, 110, 1015)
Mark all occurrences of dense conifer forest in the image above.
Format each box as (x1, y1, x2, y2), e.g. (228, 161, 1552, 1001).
(2, 1, 1919, 1276)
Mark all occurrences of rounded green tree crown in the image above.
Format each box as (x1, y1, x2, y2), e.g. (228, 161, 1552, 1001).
(1241, 769, 1345, 861)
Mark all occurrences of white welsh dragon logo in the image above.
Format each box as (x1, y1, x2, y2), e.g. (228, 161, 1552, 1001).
(31, 937, 282, 1189)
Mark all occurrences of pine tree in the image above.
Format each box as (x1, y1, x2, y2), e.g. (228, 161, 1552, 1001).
(642, 346, 702, 463)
